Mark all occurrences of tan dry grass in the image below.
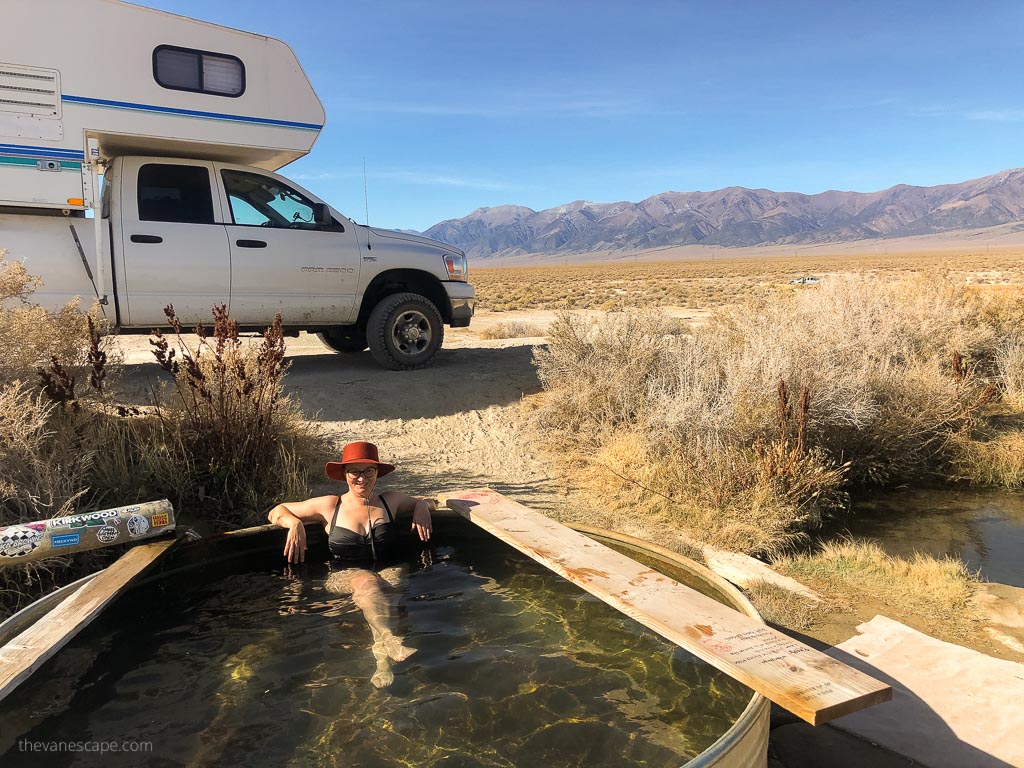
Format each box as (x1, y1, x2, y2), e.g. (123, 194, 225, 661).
(995, 333, 1024, 411)
(776, 539, 980, 640)
(477, 321, 547, 340)
(0, 251, 98, 387)
(533, 273, 1024, 554)
(743, 580, 826, 632)
(471, 250, 1024, 313)
(951, 430, 1024, 487)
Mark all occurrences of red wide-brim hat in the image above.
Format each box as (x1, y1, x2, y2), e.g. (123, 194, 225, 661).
(326, 441, 396, 481)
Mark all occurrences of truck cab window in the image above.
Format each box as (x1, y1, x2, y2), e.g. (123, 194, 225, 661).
(138, 164, 214, 224)
(222, 169, 330, 230)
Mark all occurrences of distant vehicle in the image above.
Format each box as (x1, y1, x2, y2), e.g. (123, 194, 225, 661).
(0, 0, 474, 370)
(788, 276, 821, 285)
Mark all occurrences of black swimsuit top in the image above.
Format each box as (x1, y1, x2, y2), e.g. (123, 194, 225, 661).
(328, 495, 399, 563)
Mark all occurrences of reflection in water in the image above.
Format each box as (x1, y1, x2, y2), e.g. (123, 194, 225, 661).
(829, 488, 1024, 587)
(1, 535, 751, 768)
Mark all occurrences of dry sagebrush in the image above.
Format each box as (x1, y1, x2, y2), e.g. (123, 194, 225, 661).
(1, 254, 107, 617)
(534, 275, 1024, 554)
(0, 252, 96, 387)
(149, 305, 321, 524)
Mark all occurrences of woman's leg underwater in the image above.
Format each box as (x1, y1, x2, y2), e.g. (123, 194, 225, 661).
(327, 568, 415, 687)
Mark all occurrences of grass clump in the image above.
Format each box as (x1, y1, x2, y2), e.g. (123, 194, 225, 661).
(743, 580, 825, 632)
(534, 275, 1024, 554)
(775, 540, 980, 640)
(478, 321, 547, 340)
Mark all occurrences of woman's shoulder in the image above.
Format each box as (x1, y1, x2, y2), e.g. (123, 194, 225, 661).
(378, 490, 412, 506)
(308, 494, 342, 515)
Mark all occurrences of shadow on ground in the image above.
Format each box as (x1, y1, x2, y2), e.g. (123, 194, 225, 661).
(110, 344, 544, 421)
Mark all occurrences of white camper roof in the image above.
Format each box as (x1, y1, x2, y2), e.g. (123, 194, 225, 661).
(1, 0, 325, 209)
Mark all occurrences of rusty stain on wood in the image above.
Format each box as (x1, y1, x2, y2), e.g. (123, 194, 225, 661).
(566, 567, 610, 580)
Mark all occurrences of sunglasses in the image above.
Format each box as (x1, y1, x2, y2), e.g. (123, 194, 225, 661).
(345, 467, 379, 479)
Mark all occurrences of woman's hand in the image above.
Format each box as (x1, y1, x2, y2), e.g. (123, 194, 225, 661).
(411, 500, 433, 542)
(283, 518, 308, 563)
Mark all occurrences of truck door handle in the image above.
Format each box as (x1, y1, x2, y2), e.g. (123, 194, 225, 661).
(236, 239, 267, 248)
(130, 234, 163, 244)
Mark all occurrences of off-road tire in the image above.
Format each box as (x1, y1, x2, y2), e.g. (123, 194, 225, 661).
(366, 292, 444, 370)
(317, 326, 368, 354)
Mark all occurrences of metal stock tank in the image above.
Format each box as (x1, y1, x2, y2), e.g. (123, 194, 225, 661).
(0, 513, 769, 767)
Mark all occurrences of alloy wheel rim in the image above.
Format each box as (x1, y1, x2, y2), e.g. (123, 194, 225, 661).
(391, 310, 431, 355)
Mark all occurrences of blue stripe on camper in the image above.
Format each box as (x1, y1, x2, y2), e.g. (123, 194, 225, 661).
(0, 143, 85, 160)
(62, 95, 323, 131)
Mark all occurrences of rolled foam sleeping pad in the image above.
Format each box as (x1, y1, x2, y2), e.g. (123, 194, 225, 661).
(0, 500, 175, 565)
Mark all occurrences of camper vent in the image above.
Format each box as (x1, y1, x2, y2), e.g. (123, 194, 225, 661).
(0, 65, 61, 118)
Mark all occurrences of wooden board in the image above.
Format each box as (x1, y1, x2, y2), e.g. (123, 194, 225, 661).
(442, 489, 891, 725)
(0, 539, 176, 704)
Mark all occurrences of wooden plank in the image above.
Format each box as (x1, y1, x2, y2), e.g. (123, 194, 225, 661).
(0, 539, 176, 704)
(442, 489, 891, 726)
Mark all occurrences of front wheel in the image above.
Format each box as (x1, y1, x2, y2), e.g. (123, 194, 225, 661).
(366, 293, 444, 370)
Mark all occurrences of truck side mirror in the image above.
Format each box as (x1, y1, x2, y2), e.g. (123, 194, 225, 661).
(313, 202, 333, 227)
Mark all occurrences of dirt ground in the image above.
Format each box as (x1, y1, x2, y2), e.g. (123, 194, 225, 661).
(108, 312, 580, 515)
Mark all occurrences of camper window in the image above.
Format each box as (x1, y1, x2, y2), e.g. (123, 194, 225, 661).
(138, 164, 215, 225)
(153, 45, 244, 98)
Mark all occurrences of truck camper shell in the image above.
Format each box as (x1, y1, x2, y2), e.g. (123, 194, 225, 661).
(1, 0, 324, 212)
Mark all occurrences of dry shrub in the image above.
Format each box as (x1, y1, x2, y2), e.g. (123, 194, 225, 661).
(148, 305, 321, 525)
(995, 333, 1024, 411)
(1, 254, 109, 618)
(776, 539, 979, 639)
(0, 384, 90, 518)
(534, 275, 1024, 554)
(0, 252, 96, 386)
(478, 321, 547, 340)
(535, 309, 679, 434)
(681, 275, 998, 485)
(951, 431, 1024, 487)
(0, 259, 321, 617)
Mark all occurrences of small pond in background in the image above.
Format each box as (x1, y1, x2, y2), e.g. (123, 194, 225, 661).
(828, 488, 1024, 587)
(0, 530, 752, 768)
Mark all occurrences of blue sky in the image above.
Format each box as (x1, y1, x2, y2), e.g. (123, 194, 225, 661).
(145, 0, 1024, 232)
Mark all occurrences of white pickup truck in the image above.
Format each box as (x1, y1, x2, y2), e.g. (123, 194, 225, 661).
(0, 0, 474, 370)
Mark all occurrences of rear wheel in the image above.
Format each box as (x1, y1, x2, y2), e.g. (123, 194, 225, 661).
(317, 326, 368, 354)
(367, 292, 444, 370)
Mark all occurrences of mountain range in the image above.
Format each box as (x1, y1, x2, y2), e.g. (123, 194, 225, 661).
(422, 168, 1024, 259)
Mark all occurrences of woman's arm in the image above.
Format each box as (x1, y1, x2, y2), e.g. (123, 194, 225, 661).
(381, 492, 434, 542)
(268, 495, 336, 563)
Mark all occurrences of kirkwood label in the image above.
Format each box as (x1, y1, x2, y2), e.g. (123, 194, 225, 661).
(47, 509, 120, 529)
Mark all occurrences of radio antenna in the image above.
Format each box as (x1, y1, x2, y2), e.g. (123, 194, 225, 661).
(363, 156, 370, 227)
